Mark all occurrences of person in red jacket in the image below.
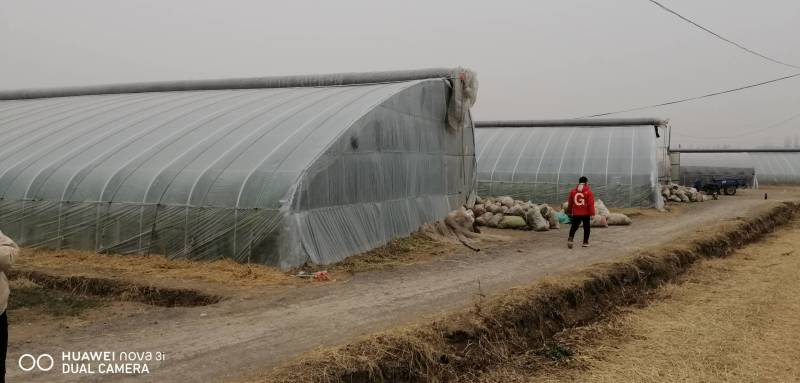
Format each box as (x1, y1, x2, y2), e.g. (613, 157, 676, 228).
(566, 176, 595, 249)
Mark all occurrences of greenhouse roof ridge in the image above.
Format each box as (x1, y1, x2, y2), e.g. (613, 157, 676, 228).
(0, 67, 467, 100)
(474, 118, 668, 128)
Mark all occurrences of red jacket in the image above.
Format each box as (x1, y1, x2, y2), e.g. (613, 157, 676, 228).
(567, 183, 596, 217)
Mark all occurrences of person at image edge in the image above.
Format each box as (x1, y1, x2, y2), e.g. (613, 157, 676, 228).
(0, 230, 18, 383)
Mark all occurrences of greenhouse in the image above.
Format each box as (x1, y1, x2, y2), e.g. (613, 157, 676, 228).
(677, 153, 757, 187)
(750, 153, 800, 184)
(677, 151, 800, 186)
(0, 68, 478, 268)
(474, 119, 667, 208)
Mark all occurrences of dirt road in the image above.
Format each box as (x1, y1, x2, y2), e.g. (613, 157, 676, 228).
(8, 190, 796, 382)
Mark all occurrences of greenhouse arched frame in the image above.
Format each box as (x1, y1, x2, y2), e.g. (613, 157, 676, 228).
(674, 149, 800, 186)
(474, 119, 668, 208)
(0, 68, 478, 268)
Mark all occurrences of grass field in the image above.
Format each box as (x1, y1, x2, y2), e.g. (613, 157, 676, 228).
(526, 218, 800, 382)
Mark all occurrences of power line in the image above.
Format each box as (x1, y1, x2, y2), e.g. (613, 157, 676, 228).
(578, 72, 800, 118)
(673, 109, 800, 140)
(647, 0, 800, 70)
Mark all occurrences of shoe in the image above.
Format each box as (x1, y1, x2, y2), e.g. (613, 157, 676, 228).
(582, 243, 590, 247)
(567, 239, 574, 249)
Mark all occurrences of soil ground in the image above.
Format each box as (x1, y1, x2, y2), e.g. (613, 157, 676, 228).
(6, 187, 799, 382)
(8, 277, 151, 344)
(475, 207, 800, 383)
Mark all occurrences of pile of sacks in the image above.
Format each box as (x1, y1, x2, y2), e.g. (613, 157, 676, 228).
(661, 183, 709, 203)
(469, 196, 633, 231)
(560, 199, 632, 227)
(472, 196, 560, 232)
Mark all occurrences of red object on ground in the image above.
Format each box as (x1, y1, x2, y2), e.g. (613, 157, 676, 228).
(313, 271, 331, 282)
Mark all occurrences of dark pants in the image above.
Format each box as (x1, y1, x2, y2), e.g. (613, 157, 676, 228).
(568, 215, 591, 244)
(1, 310, 6, 382)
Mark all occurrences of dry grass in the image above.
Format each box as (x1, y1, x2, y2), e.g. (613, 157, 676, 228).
(10, 269, 222, 306)
(300, 232, 457, 274)
(7, 276, 151, 343)
(257, 202, 798, 383)
(15, 229, 460, 298)
(17, 248, 297, 288)
(528, 220, 800, 383)
(9, 277, 104, 316)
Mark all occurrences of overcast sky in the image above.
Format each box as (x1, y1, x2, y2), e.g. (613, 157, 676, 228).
(1, 0, 798, 147)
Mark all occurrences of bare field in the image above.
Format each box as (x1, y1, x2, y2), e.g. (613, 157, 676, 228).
(488, 216, 800, 383)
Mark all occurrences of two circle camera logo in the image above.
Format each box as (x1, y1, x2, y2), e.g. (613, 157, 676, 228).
(18, 354, 54, 372)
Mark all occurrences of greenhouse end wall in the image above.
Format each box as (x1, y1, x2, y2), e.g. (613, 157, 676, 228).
(475, 125, 660, 208)
(678, 152, 800, 186)
(748, 153, 800, 185)
(678, 165, 756, 187)
(283, 80, 475, 267)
